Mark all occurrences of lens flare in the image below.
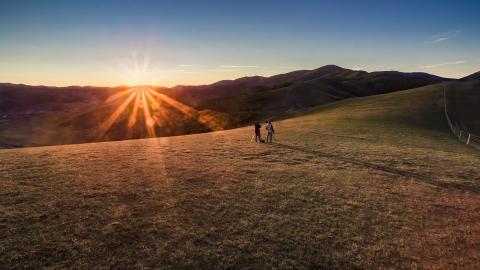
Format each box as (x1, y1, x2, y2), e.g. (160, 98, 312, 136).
(99, 91, 137, 137)
(99, 86, 202, 139)
(100, 49, 229, 139)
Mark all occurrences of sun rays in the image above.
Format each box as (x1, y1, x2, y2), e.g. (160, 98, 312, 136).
(99, 86, 203, 139)
(99, 90, 137, 137)
(99, 50, 229, 139)
(146, 89, 196, 117)
(117, 50, 160, 86)
(100, 49, 200, 139)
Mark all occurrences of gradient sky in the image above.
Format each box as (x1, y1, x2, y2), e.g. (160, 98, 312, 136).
(0, 0, 479, 87)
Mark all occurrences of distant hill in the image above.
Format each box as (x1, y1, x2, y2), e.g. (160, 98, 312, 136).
(0, 65, 449, 147)
(172, 66, 448, 123)
(0, 83, 121, 113)
(163, 65, 447, 109)
(461, 71, 480, 81)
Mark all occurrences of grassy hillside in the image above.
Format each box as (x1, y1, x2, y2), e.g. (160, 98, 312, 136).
(193, 66, 448, 122)
(169, 65, 447, 108)
(1, 83, 479, 269)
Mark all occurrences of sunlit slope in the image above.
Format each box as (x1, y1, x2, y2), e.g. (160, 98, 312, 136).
(281, 81, 480, 151)
(1, 83, 480, 269)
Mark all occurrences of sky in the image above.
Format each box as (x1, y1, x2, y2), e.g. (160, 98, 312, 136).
(0, 0, 479, 87)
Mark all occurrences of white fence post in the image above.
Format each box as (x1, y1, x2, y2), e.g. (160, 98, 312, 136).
(443, 83, 479, 150)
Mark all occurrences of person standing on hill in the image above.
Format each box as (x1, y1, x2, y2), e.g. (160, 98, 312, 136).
(254, 122, 262, 142)
(266, 120, 274, 143)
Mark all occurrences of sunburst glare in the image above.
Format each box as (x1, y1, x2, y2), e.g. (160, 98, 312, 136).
(100, 85, 201, 139)
(99, 49, 229, 139)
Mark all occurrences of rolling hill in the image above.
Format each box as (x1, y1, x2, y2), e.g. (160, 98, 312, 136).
(461, 71, 480, 81)
(0, 65, 449, 147)
(2, 83, 479, 269)
(163, 65, 447, 108)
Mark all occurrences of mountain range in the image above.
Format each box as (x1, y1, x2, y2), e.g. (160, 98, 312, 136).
(0, 65, 478, 147)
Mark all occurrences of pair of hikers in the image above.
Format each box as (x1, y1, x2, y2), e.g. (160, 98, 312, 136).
(254, 120, 274, 143)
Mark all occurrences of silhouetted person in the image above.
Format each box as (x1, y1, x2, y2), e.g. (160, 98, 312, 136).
(254, 122, 262, 142)
(266, 120, 274, 143)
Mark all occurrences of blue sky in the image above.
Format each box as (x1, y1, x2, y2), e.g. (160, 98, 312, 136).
(0, 0, 479, 86)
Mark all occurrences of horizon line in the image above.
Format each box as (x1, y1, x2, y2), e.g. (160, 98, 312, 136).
(0, 65, 470, 89)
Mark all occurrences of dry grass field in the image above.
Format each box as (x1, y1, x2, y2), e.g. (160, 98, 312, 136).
(1, 83, 480, 269)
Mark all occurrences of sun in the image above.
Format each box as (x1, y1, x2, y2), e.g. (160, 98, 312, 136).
(98, 51, 223, 139)
(117, 51, 159, 86)
(126, 70, 157, 86)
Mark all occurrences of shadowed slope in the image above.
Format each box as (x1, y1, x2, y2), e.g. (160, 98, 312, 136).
(461, 71, 480, 81)
(445, 81, 480, 135)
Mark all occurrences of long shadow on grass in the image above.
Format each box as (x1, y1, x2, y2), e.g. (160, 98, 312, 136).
(273, 142, 480, 194)
(311, 131, 375, 142)
(0, 139, 22, 149)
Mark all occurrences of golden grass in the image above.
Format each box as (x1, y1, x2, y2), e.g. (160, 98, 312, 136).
(1, 85, 480, 269)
